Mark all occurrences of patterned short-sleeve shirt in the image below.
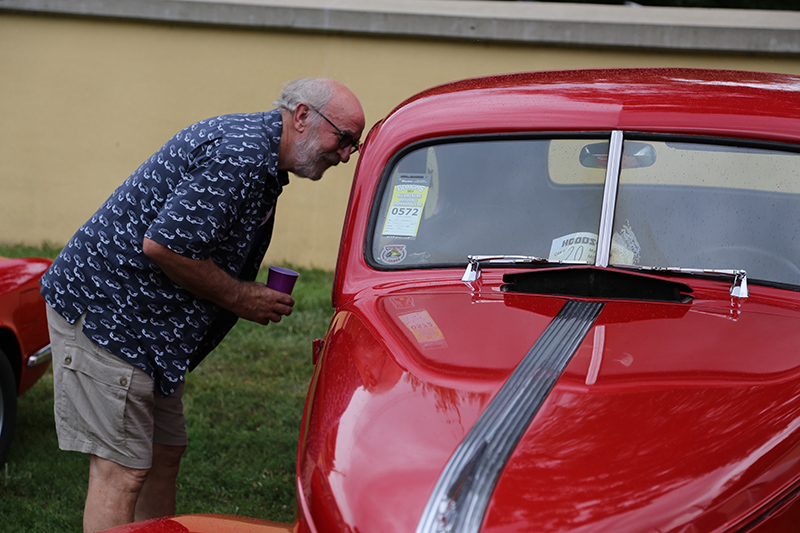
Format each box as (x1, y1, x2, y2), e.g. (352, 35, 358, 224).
(40, 110, 289, 396)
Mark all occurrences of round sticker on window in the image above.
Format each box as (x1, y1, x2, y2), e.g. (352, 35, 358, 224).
(381, 245, 407, 264)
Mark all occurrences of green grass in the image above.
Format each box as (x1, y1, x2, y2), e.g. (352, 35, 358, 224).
(0, 243, 333, 531)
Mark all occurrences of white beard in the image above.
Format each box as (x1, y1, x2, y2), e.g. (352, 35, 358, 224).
(292, 128, 339, 181)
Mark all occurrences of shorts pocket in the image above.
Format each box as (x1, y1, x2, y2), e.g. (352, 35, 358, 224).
(58, 337, 134, 448)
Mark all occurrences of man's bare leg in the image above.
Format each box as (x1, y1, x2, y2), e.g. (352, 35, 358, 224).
(134, 443, 186, 522)
(84, 455, 149, 533)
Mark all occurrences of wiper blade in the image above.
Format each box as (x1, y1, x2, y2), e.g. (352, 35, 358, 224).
(462, 254, 579, 282)
(625, 266, 748, 298)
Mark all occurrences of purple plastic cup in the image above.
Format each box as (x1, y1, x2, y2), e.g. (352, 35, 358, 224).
(266, 266, 300, 294)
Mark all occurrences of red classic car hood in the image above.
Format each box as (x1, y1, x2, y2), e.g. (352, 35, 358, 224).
(298, 275, 800, 532)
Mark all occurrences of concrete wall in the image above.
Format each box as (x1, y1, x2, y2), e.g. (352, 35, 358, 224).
(2, 0, 800, 269)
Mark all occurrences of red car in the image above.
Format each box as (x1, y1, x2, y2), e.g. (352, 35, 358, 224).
(108, 68, 800, 532)
(0, 255, 52, 467)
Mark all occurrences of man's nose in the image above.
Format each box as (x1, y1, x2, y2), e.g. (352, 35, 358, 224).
(337, 146, 352, 163)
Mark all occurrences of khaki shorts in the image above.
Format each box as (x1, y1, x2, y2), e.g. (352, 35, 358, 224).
(47, 305, 187, 469)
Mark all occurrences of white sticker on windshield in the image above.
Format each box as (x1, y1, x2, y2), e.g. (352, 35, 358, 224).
(382, 173, 431, 238)
(549, 232, 598, 263)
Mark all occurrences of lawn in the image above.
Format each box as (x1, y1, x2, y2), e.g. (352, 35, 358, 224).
(0, 243, 332, 532)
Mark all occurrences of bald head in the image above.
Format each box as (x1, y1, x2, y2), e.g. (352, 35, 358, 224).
(321, 80, 364, 124)
(274, 78, 364, 128)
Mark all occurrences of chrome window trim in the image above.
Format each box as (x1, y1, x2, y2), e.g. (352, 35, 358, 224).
(595, 129, 623, 268)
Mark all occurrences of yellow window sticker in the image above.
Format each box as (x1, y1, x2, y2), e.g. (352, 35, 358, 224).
(382, 173, 431, 238)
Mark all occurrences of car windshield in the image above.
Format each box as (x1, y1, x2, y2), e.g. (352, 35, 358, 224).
(369, 135, 800, 288)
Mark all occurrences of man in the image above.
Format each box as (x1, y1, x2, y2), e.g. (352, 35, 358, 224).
(40, 78, 365, 533)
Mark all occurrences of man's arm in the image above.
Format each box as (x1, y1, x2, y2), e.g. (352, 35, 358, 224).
(142, 237, 293, 325)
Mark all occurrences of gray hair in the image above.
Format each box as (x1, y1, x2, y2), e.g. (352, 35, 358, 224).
(274, 78, 334, 116)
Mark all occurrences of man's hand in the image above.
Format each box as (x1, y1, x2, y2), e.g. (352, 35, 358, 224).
(142, 237, 294, 324)
(231, 281, 294, 324)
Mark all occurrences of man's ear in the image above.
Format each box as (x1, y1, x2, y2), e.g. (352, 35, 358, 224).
(293, 103, 311, 133)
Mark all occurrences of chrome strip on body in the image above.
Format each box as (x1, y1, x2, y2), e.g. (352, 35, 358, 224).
(26, 344, 52, 367)
(415, 300, 605, 533)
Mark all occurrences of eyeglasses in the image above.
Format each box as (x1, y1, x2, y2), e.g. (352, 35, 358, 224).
(309, 105, 360, 155)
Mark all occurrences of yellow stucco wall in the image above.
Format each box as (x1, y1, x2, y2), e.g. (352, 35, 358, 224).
(2, 12, 799, 269)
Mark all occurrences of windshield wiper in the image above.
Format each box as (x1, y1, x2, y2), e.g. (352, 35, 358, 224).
(463, 256, 749, 299)
(624, 266, 748, 298)
(462, 254, 580, 282)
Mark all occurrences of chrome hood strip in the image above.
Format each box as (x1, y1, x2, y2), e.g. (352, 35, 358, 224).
(416, 300, 605, 533)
